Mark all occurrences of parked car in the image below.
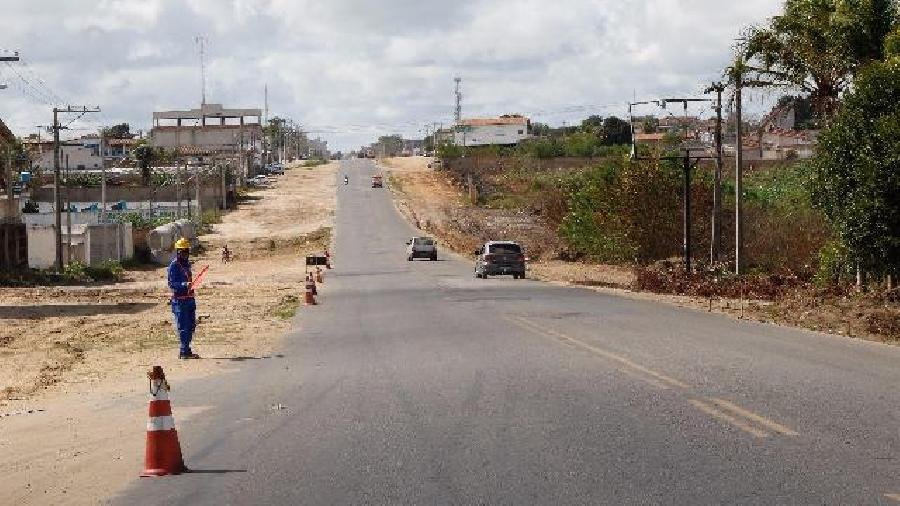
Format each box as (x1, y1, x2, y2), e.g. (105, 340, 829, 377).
(406, 236, 437, 261)
(269, 164, 284, 175)
(372, 174, 383, 188)
(474, 241, 526, 279)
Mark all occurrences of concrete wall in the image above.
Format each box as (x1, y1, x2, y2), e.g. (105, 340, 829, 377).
(151, 125, 262, 150)
(27, 225, 56, 269)
(27, 223, 134, 269)
(85, 223, 133, 265)
(30, 184, 224, 210)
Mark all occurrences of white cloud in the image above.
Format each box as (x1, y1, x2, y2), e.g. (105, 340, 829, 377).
(0, 0, 784, 150)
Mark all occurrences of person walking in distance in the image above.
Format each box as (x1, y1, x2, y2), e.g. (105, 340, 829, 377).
(169, 238, 200, 359)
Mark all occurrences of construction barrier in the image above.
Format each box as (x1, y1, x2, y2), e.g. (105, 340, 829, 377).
(141, 366, 187, 477)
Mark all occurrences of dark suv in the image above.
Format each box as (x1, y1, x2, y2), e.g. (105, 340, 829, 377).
(474, 241, 526, 279)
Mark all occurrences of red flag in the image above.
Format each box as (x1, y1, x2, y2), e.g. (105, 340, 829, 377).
(188, 265, 210, 292)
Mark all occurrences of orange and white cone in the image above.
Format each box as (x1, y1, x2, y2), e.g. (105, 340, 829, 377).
(305, 277, 317, 305)
(324, 249, 332, 269)
(141, 366, 187, 477)
(315, 267, 324, 284)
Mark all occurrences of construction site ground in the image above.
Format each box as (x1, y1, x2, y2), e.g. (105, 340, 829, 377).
(381, 156, 898, 343)
(0, 161, 336, 504)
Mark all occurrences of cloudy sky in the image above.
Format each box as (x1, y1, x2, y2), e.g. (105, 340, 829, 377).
(0, 0, 783, 151)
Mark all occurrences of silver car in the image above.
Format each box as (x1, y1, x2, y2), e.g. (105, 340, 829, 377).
(474, 241, 526, 279)
(406, 236, 437, 261)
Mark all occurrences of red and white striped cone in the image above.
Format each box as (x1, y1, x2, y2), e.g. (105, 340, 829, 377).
(324, 249, 332, 269)
(141, 366, 187, 477)
(315, 267, 324, 284)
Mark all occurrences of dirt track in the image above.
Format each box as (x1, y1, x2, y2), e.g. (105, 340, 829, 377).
(0, 161, 336, 504)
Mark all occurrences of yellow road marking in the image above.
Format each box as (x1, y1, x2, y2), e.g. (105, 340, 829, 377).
(507, 315, 801, 440)
(614, 365, 674, 390)
(709, 398, 799, 436)
(688, 399, 769, 438)
(509, 316, 690, 389)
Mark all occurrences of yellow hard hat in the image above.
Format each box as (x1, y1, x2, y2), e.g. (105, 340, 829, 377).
(174, 237, 191, 250)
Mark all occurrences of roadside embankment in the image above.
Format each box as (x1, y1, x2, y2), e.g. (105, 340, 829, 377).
(381, 156, 898, 343)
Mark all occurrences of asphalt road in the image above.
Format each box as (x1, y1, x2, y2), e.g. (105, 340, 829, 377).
(115, 159, 900, 504)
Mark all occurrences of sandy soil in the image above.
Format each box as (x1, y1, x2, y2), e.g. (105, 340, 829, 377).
(0, 161, 336, 504)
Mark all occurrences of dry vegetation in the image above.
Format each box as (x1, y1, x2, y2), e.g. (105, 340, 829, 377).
(383, 156, 899, 343)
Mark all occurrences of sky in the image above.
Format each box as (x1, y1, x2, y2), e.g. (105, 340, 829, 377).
(0, 0, 784, 151)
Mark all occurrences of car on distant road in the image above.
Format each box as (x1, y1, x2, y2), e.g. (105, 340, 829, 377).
(474, 241, 526, 279)
(269, 164, 284, 175)
(372, 174, 383, 188)
(406, 236, 437, 261)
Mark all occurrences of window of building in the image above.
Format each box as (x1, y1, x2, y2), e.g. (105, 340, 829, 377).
(518, 130, 524, 134)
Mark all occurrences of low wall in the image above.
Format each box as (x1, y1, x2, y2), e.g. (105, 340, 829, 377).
(30, 184, 226, 210)
(26, 223, 134, 269)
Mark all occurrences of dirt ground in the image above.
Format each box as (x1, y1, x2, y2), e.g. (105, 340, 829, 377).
(0, 161, 336, 504)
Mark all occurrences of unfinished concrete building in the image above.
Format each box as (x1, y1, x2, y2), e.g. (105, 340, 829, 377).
(150, 103, 263, 153)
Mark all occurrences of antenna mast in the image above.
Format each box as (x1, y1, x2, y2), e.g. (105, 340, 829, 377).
(195, 35, 207, 105)
(454, 77, 462, 122)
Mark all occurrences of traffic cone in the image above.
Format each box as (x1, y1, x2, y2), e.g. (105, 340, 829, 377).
(315, 267, 324, 284)
(141, 366, 187, 477)
(305, 277, 317, 305)
(309, 274, 318, 296)
(324, 249, 332, 269)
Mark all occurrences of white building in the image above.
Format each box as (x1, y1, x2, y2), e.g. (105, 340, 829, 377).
(451, 116, 531, 147)
(30, 141, 103, 171)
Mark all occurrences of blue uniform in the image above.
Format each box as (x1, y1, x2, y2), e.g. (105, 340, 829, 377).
(167, 257, 196, 357)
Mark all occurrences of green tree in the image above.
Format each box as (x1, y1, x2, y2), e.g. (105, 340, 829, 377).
(601, 116, 632, 145)
(102, 123, 133, 138)
(809, 51, 900, 276)
(580, 115, 604, 133)
(743, 0, 898, 118)
(530, 122, 551, 137)
(133, 142, 155, 186)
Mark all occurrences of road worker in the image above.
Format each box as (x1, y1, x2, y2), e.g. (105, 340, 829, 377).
(168, 237, 200, 359)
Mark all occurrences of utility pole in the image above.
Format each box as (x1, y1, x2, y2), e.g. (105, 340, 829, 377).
(263, 84, 269, 166)
(220, 163, 227, 211)
(53, 109, 62, 269)
(630, 98, 713, 273)
(51, 106, 101, 270)
(99, 131, 106, 222)
(175, 157, 182, 219)
(65, 154, 71, 264)
(734, 70, 745, 276)
(195, 163, 202, 226)
(705, 82, 725, 264)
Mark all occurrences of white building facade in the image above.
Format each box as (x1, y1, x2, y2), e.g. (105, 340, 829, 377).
(452, 116, 531, 147)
